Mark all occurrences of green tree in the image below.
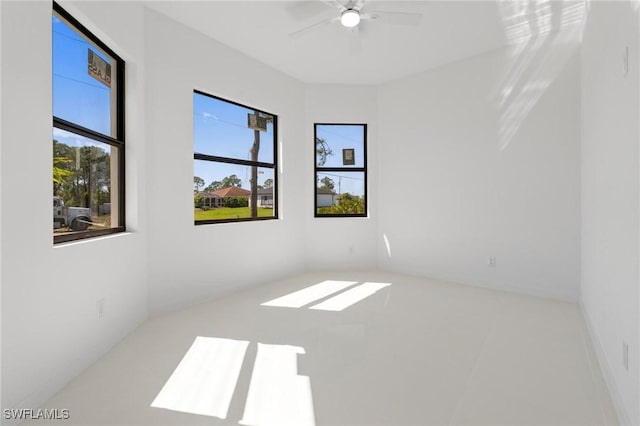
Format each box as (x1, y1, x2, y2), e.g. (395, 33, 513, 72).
(205, 180, 223, 192)
(72, 145, 110, 211)
(53, 140, 110, 212)
(222, 174, 242, 188)
(319, 176, 335, 191)
(316, 136, 333, 166)
(53, 140, 75, 196)
(331, 193, 364, 214)
(194, 176, 205, 192)
(225, 196, 248, 208)
(53, 156, 73, 192)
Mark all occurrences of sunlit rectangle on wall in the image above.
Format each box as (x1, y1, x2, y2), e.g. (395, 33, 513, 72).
(309, 282, 391, 312)
(261, 280, 357, 308)
(151, 336, 249, 419)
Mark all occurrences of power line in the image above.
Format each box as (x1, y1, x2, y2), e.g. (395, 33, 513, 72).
(54, 73, 110, 92)
(319, 172, 364, 181)
(53, 30, 90, 46)
(318, 127, 362, 144)
(54, 30, 113, 66)
(193, 113, 274, 136)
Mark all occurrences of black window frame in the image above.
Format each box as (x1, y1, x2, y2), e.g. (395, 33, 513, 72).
(52, 2, 126, 244)
(314, 123, 368, 218)
(193, 90, 279, 225)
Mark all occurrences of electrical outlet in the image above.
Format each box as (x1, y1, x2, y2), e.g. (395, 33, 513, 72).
(623, 340, 629, 371)
(487, 257, 496, 267)
(97, 298, 105, 319)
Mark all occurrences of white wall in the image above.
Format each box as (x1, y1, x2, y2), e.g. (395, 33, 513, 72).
(0, 0, 4, 414)
(2, 2, 638, 424)
(144, 9, 307, 314)
(303, 85, 379, 271)
(580, 2, 640, 424)
(377, 30, 582, 301)
(0, 0, 148, 418)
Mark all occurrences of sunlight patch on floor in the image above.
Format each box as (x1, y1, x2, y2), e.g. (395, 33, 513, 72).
(262, 280, 392, 312)
(240, 343, 315, 426)
(261, 280, 357, 308)
(151, 336, 249, 419)
(310, 282, 392, 312)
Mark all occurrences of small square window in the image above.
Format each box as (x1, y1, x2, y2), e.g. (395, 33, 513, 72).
(315, 124, 367, 217)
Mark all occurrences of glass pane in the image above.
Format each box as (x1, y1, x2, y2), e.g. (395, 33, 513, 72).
(315, 124, 365, 168)
(194, 160, 275, 221)
(53, 13, 117, 137)
(53, 128, 119, 235)
(194, 93, 275, 164)
(316, 171, 365, 215)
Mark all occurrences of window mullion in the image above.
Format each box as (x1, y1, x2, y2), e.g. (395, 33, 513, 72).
(53, 117, 123, 147)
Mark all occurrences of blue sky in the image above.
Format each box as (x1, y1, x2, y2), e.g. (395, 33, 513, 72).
(54, 13, 364, 198)
(193, 93, 276, 190)
(53, 15, 113, 138)
(315, 124, 365, 168)
(193, 105, 366, 196)
(52, 13, 113, 158)
(315, 124, 366, 196)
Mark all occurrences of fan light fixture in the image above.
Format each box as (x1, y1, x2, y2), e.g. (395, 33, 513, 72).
(340, 9, 360, 27)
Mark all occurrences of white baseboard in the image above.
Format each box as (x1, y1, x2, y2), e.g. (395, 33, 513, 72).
(380, 264, 579, 302)
(580, 298, 633, 426)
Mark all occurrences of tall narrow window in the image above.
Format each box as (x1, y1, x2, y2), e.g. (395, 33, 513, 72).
(193, 91, 278, 224)
(52, 3, 125, 243)
(315, 124, 367, 217)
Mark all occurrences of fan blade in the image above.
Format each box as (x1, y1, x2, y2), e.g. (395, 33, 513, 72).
(320, 0, 347, 12)
(353, 0, 367, 12)
(369, 11, 423, 26)
(289, 16, 339, 39)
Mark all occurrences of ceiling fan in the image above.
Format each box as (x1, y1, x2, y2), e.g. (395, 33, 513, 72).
(288, 0, 424, 39)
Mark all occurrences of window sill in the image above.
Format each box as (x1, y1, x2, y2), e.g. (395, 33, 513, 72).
(53, 227, 127, 246)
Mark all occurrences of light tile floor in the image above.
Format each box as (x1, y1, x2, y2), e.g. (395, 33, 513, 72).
(25, 271, 618, 425)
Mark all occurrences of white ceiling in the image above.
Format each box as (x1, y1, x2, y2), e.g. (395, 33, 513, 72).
(143, 1, 584, 85)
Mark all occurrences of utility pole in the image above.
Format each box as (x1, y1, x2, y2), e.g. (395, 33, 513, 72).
(250, 126, 260, 218)
(248, 111, 272, 218)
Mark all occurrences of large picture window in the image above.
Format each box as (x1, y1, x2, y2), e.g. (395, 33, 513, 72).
(194, 91, 278, 224)
(52, 3, 125, 243)
(315, 124, 367, 217)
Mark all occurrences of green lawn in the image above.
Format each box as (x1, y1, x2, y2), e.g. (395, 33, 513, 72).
(194, 207, 274, 221)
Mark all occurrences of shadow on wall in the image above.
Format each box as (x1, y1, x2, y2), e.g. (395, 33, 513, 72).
(493, 0, 588, 150)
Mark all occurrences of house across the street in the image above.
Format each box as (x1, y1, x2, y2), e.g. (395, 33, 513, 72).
(316, 187, 338, 207)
